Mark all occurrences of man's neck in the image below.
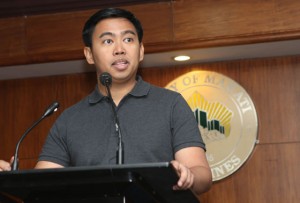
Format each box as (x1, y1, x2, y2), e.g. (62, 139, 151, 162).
(98, 79, 137, 106)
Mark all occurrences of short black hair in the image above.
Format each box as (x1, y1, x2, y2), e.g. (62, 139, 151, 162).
(82, 8, 143, 47)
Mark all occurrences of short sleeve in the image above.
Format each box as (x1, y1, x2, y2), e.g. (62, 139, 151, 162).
(171, 94, 206, 153)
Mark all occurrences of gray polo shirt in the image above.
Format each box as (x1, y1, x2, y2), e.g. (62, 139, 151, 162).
(38, 76, 205, 166)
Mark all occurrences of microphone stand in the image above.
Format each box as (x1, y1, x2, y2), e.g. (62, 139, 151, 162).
(100, 73, 125, 202)
(11, 102, 59, 171)
(106, 84, 124, 165)
(100, 73, 124, 165)
(12, 117, 43, 171)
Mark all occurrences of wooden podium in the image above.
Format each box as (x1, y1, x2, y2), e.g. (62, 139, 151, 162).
(0, 162, 199, 203)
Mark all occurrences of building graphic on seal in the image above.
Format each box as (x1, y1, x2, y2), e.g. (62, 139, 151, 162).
(188, 92, 232, 144)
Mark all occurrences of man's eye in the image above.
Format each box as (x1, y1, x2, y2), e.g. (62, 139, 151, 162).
(103, 39, 113, 44)
(124, 38, 133, 43)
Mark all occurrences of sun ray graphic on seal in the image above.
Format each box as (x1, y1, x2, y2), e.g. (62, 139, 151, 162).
(187, 91, 233, 144)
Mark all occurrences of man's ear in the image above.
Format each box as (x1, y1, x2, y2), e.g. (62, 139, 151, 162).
(139, 43, 144, 62)
(83, 47, 94, 64)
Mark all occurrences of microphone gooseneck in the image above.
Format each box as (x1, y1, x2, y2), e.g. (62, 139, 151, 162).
(99, 72, 124, 165)
(11, 101, 59, 171)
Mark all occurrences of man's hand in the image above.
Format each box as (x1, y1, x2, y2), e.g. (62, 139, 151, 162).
(172, 147, 212, 196)
(0, 157, 14, 171)
(171, 160, 194, 190)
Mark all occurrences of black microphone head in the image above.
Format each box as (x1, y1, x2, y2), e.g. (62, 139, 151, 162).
(43, 101, 59, 118)
(100, 72, 112, 87)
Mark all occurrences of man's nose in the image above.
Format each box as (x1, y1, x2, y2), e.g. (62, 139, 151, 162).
(113, 43, 126, 55)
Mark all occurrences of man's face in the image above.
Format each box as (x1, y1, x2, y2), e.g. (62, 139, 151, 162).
(84, 18, 144, 85)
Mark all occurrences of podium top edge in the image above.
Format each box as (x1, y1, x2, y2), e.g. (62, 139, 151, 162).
(0, 161, 171, 175)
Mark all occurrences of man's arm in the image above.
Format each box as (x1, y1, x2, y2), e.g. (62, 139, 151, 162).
(35, 161, 64, 169)
(0, 158, 63, 171)
(172, 147, 212, 197)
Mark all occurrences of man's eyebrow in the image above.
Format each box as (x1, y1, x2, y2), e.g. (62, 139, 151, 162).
(99, 32, 114, 38)
(121, 30, 136, 36)
(98, 30, 136, 39)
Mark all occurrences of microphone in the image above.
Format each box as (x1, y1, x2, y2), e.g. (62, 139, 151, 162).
(99, 72, 124, 165)
(11, 101, 59, 171)
(100, 72, 112, 87)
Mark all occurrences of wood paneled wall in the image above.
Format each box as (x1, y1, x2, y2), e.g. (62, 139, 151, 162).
(1, 0, 300, 66)
(1, 0, 300, 202)
(0, 55, 299, 202)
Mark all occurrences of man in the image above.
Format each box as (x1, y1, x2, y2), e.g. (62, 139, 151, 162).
(0, 8, 212, 197)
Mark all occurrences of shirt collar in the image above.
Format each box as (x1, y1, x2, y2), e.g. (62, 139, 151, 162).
(129, 75, 151, 97)
(88, 75, 150, 104)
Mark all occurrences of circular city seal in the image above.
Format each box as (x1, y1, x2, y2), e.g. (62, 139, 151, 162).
(165, 70, 258, 181)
